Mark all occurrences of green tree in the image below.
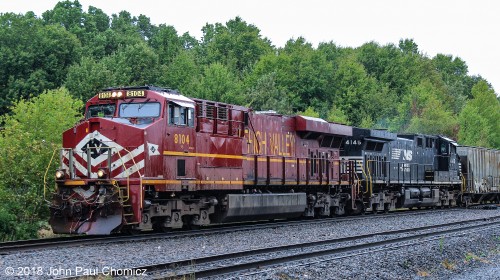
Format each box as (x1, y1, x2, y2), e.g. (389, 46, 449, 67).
(432, 54, 475, 114)
(282, 38, 335, 113)
(150, 24, 182, 64)
(195, 63, 243, 104)
(332, 55, 388, 126)
(107, 42, 160, 85)
(298, 107, 320, 118)
(85, 5, 110, 33)
(246, 37, 333, 114)
(327, 105, 351, 125)
(458, 81, 500, 148)
(406, 97, 458, 136)
(65, 56, 115, 101)
(244, 72, 292, 114)
(0, 12, 82, 115)
(198, 17, 273, 73)
(393, 80, 457, 136)
(0, 88, 83, 240)
(79, 6, 111, 58)
(458, 105, 490, 147)
(42, 0, 85, 37)
(157, 51, 200, 95)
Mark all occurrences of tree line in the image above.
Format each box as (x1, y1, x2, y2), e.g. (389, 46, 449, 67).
(0, 0, 499, 240)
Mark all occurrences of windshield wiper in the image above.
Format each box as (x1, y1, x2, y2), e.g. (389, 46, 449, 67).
(121, 99, 134, 111)
(138, 98, 151, 110)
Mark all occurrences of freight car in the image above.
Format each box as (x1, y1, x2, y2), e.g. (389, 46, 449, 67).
(47, 86, 357, 234)
(46, 86, 500, 235)
(457, 146, 500, 205)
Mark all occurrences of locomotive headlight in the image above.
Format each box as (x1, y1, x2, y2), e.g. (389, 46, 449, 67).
(97, 168, 108, 179)
(117, 91, 123, 98)
(55, 169, 65, 180)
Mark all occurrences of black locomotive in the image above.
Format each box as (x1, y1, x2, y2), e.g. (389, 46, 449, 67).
(340, 128, 488, 212)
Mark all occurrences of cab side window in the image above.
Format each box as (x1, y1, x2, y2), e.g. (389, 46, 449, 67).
(169, 102, 194, 127)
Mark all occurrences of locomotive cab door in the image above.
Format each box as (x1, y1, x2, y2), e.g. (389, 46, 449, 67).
(436, 139, 450, 171)
(164, 101, 196, 187)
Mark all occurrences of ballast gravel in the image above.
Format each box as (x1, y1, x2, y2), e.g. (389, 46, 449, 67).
(233, 224, 499, 280)
(0, 208, 499, 279)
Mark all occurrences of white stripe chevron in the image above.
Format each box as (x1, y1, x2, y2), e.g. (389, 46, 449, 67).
(115, 160, 145, 178)
(110, 145, 145, 172)
(75, 131, 124, 167)
(62, 132, 145, 178)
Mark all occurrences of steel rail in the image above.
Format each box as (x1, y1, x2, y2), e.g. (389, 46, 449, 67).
(0, 208, 466, 255)
(131, 215, 500, 279)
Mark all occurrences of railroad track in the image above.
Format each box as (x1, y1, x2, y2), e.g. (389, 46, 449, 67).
(0, 208, 460, 255)
(129, 215, 500, 279)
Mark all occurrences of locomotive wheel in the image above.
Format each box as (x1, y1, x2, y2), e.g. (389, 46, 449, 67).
(384, 203, 390, 213)
(372, 204, 378, 214)
(182, 216, 200, 230)
(357, 200, 366, 215)
(153, 220, 171, 233)
(123, 227, 141, 235)
(347, 200, 365, 215)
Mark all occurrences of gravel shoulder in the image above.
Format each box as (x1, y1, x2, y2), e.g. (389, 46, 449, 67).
(0, 208, 498, 279)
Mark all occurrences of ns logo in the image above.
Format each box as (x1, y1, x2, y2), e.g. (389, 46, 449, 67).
(391, 148, 412, 161)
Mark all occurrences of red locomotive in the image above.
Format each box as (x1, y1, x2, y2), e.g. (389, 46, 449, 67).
(48, 86, 357, 234)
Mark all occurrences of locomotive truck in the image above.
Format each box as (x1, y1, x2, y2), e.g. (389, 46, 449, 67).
(46, 86, 500, 235)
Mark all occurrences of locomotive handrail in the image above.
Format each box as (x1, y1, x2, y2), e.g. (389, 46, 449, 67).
(366, 159, 375, 197)
(113, 146, 140, 203)
(351, 161, 361, 197)
(461, 173, 466, 193)
(359, 161, 370, 195)
(43, 149, 60, 203)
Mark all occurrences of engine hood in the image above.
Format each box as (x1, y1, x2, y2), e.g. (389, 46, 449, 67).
(62, 118, 145, 179)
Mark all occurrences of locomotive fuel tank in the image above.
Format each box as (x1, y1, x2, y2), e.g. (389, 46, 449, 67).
(407, 187, 431, 199)
(216, 193, 308, 222)
(401, 187, 439, 208)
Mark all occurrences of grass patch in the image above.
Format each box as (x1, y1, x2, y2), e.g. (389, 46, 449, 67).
(416, 269, 431, 277)
(464, 252, 491, 264)
(441, 259, 455, 270)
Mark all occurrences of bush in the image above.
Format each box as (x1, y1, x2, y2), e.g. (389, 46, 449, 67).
(0, 88, 83, 240)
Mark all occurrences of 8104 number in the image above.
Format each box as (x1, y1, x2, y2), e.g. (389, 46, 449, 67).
(174, 134, 190, 145)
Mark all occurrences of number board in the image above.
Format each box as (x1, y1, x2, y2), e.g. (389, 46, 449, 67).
(98, 90, 146, 99)
(126, 90, 146, 98)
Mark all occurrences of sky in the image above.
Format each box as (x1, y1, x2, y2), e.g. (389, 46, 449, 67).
(2, 0, 499, 94)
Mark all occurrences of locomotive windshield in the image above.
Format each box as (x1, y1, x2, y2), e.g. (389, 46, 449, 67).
(87, 104, 116, 119)
(119, 102, 161, 118)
